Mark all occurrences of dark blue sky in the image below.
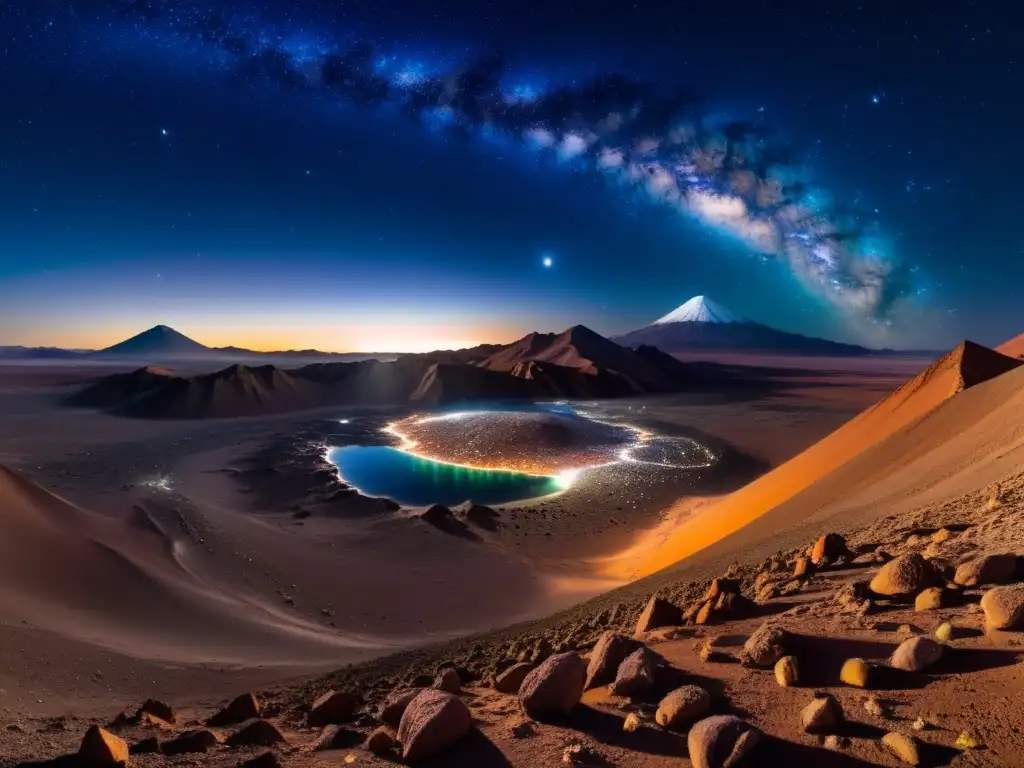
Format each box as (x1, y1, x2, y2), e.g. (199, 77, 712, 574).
(1, 0, 1020, 351)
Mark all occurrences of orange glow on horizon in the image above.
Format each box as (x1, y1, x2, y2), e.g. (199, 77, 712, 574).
(8, 321, 521, 355)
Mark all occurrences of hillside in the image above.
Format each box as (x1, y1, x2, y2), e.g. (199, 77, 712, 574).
(626, 340, 1023, 578)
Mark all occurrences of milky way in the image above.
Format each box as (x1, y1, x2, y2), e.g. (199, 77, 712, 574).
(85, 0, 914, 319)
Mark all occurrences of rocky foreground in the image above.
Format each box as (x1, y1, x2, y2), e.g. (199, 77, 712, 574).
(7, 477, 1024, 767)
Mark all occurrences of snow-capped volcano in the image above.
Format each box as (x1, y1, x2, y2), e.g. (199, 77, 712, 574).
(653, 296, 742, 325)
(613, 295, 872, 356)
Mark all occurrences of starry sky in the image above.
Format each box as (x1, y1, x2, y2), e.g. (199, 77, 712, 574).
(1, 0, 1021, 352)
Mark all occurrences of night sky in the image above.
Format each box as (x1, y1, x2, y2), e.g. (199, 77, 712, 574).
(1, 1, 1020, 352)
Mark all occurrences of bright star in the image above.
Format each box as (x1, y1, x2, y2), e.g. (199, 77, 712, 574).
(542, 255, 553, 268)
(160, 128, 168, 136)
(871, 95, 880, 104)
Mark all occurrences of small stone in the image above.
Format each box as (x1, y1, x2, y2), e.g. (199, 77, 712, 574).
(308, 689, 361, 726)
(881, 731, 920, 765)
(129, 737, 160, 755)
(981, 584, 1024, 630)
(774, 656, 799, 687)
(890, 636, 945, 672)
(955, 731, 980, 750)
(225, 719, 286, 748)
(702, 578, 741, 603)
(310, 724, 362, 751)
(840, 658, 870, 688)
(584, 632, 640, 690)
(433, 668, 461, 694)
(378, 687, 421, 728)
(812, 533, 847, 565)
(366, 726, 397, 756)
(138, 699, 175, 724)
(163, 729, 222, 755)
(623, 712, 641, 732)
(793, 557, 813, 578)
(914, 587, 944, 611)
(695, 601, 713, 625)
(935, 622, 954, 642)
(687, 715, 760, 768)
(608, 646, 658, 698)
(495, 663, 534, 694)
(635, 596, 684, 634)
(398, 689, 472, 762)
(655, 685, 711, 728)
(870, 553, 936, 596)
(954, 553, 1018, 586)
(931, 528, 953, 544)
(239, 753, 281, 768)
(741, 622, 790, 667)
(79, 726, 130, 766)
(207, 693, 261, 726)
(911, 717, 927, 731)
(519, 652, 586, 718)
(801, 694, 843, 734)
(824, 734, 850, 750)
(863, 696, 886, 717)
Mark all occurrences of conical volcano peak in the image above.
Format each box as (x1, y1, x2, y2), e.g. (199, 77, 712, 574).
(653, 296, 742, 325)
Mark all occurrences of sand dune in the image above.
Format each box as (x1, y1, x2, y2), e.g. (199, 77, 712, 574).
(0, 465, 372, 665)
(997, 331, 1024, 359)
(624, 340, 1022, 578)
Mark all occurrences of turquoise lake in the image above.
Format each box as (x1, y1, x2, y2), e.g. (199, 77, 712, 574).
(327, 445, 563, 506)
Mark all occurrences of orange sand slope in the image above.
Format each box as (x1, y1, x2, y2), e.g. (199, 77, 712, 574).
(0, 466, 369, 665)
(997, 331, 1024, 360)
(628, 341, 1022, 578)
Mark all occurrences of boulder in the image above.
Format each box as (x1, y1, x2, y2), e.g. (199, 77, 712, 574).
(687, 715, 760, 768)
(584, 632, 640, 690)
(793, 557, 812, 578)
(695, 601, 713, 625)
(931, 528, 953, 544)
(655, 685, 710, 728)
(869, 553, 936, 596)
(495, 663, 534, 694)
(79, 726, 129, 766)
(755, 583, 777, 604)
(519, 652, 586, 718)
(740, 623, 790, 668)
(840, 658, 870, 688)
(774, 656, 799, 687)
(914, 587, 944, 611)
(889, 636, 945, 672)
(935, 622, 954, 642)
(433, 668, 461, 694)
(163, 729, 222, 755)
(138, 699, 175, 724)
(378, 687, 422, 728)
(225, 719, 287, 748)
(366, 726, 397, 756)
(715, 592, 754, 620)
(207, 693, 261, 726)
(683, 601, 705, 623)
(635, 596, 683, 634)
(981, 584, 1024, 630)
(397, 689, 472, 762)
(308, 689, 361, 726)
(801, 694, 843, 733)
(954, 553, 1018, 587)
(812, 533, 847, 565)
(881, 731, 921, 765)
(609, 646, 658, 698)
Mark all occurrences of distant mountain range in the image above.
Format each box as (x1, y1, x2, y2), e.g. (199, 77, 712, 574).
(0, 325, 383, 363)
(67, 324, 703, 418)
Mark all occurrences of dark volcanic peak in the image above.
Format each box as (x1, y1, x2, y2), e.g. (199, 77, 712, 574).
(96, 325, 211, 357)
